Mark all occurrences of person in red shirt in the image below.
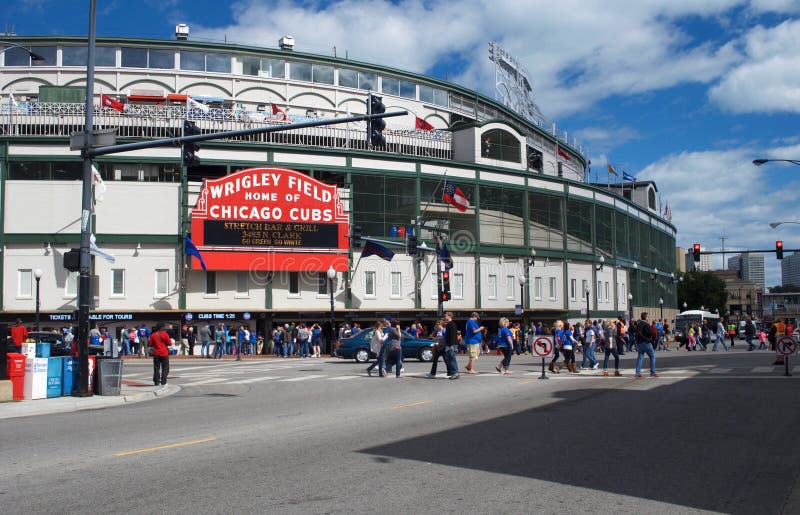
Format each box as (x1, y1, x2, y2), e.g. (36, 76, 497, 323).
(148, 323, 171, 386)
(10, 318, 29, 348)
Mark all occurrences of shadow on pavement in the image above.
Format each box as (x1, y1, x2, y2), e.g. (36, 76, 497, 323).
(360, 377, 800, 514)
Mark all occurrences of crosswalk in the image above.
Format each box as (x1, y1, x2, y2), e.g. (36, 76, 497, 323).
(123, 359, 800, 387)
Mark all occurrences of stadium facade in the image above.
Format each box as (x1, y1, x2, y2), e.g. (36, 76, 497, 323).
(0, 35, 678, 339)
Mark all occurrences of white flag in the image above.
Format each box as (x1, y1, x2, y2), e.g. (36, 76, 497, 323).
(9, 92, 18, 107)
(187, 96, 210, 113)
(90, 234, 116, 264)
(91, 164, 106, 203)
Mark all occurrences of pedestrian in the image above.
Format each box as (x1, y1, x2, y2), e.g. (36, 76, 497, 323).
(10, 318, 29, 350)
(495, 317, 514, 375)
(713, 318, 729, 352)
(297, 323, 311, 358)
(758, 327, 768, 350)
(727, 320, 736, 348)
(464, 312, 484, 374)
(427, 319, 449, 378)
(187, 326, 196, 356)
(634, 312, 658, 379)
(560, 322, 579, 373)
(601, 319, 621, 377)
(180, 324, 190, 356)
(137, 323, 151, 357)
(214, 323, 226, 358)
(549, 321, 564, 374)
(772, 319, 785, 366)
(443, 312, 460, 379)
(120, 324, 131, 356)
(199, 323, 213, 358)
(384, 318, 403, 378)
(366, 320, 388, 377)
(744, 317, 756, 351)
(311, 323, 322, 358)
(148, 322, 172, 386)
(581, 320, 599, 370)
(128, 326, 138, 356)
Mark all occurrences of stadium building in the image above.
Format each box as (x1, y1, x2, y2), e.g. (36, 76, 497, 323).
(0, 33, 677, 343)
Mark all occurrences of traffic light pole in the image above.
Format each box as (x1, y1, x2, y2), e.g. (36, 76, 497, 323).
(436, 235, 444, 319)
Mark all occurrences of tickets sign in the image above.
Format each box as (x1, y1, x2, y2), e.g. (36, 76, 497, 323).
(190, 167, 349, 271)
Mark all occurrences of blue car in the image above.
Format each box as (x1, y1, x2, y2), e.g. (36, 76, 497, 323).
(336, 329, 435, 363)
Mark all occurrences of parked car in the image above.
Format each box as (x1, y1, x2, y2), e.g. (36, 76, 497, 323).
(5, 332, 104, 356)
(336, 328, 435, 363)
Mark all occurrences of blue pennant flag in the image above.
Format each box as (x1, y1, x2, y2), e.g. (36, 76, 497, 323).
(185, 236, 207, 270)
(439, 242, 453, 270)
(361, 240, 395, 261)
(622, 171, 637, 182)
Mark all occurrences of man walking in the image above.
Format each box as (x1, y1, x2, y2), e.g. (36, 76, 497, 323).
(444, 312, 460, 379)
(199, 323, 213, 358)
(634, 312, 658, 379)
(148, 322, 172, 386)
(464, 312, 484, 374)
(713, 317, 729, 352)
(744, 316, 756, 351)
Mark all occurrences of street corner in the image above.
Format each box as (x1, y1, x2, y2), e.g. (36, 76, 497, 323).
(121, 382, 181, 403)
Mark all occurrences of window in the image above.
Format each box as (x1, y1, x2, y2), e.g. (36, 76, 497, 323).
(648, 188, 657, 210)
(570, 278, 577, 300)
(206, 53, 231, 73)
(65, 272, 77, 297)
(236, 271, 249, 297)
(419, 85, 448, 107)
(312, 64, 334, 84)
(205, 271, 217, 296)
(481, 129, 521, 163)
(148, 49, 174, 69)
(289, 61, 312, 82)
(111, 269, 125, 296)
(261, 58, 285, 78)
(180, 51, 205, 71)
(581, 280, 588, 299)
(487, 274, 497, 299)
(381, 76, 416, 98)
(391, 272, 401, 297)
(454, 273, 464, 299)
(18, 269, 32, 298)
(62, 46, 115, 66)
(155, 269, 169, 296)
(289, 272, 299, 295)
(4, 46, 56, 66)
(534, 277, 542, 300)
(318, 273, 329, 295)
(365, 271, 376, 296)
(506, 275, 515, 300)
(338, 69, 376, 90)
(121, 47, 148, 68)
(549, 277, 557, 300)
(598, 281, 602, 301)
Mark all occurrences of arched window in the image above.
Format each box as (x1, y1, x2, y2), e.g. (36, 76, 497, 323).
(648, 188, 657, 210)
(481, 129, 521, 163)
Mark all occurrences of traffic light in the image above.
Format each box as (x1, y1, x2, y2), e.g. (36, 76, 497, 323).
(182, 120, 201, 167)
(366, 94, 386, 147)
(351, 225, 362, 248)
(441, 270, 451, 302)
(776, 240, 784, 260)
(63, 248, 80, 272)
(407, 234, 418, 256)
(693, 243, 701, 262)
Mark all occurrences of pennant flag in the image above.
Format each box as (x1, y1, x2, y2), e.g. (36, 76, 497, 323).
(271, 103, 286, 120)
(361, 240, 395, 262)
(187, 96, 210, 113)
(439, 242, 453, 270)
(557, 145, 571, 161)
(100, 93, 125, 112)
(623, 171, 637, 182)
(9, 92, 18, 107)
(89, 234, 116, 264)
(91, 164, 106, 203)
(185, 236, 207, 271)
(442, 180, 470, 212)
(415, 116, 434, 131)
(607, 163, 618, 177)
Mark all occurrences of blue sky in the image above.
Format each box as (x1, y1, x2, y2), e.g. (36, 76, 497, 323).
(4, 0, 800, 287)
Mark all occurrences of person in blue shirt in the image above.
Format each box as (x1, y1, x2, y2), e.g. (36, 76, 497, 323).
(464, 312, 485, 374)
(495, 317, 514, 375)
(310, 323, 322, 358)
(549, 320, 564, 374)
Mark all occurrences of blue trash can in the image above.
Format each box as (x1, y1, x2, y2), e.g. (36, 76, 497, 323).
(62, 357, 76, 396)
(47, 357, 63, 398)
(36, 342, 51, 358)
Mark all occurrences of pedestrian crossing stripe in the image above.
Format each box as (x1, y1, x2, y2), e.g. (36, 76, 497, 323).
(278, 374, 327, 382)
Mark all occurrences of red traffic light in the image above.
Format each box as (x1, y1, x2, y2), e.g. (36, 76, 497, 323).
(777, 240, 784, 259)
(776, 240, 783, 249)
(693, 243, 700, 251)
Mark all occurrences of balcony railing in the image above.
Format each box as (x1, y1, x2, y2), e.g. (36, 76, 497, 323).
(1, 102, 453, 160)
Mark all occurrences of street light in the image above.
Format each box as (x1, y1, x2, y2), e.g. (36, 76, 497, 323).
(596, 255, 605, 271)
(753, 159, 800, 166)
(683, 301, 687, 311)
(0, 41, 46, 61)
(659, 297, 664, 320)
(327, 265, 336, 356)
(770, 221, 800, 229)
(584, 285, 591, 321)
(518, 274, 526, 314)
(33, 268, 43, 333)
(627, 292, 633, 322)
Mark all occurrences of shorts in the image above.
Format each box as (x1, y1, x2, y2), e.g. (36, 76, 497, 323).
(468, 344, 480, 359)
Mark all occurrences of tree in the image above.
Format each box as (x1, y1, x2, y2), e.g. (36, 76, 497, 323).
(677, 271, 728, 314)
(769, 284, 800, 293)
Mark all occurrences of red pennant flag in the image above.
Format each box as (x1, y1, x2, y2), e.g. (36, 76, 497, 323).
(101, 94, 125, 113)
(271, 103, 286, 120)
(557, 145, 571, 161)
(415, 116, 434, 131)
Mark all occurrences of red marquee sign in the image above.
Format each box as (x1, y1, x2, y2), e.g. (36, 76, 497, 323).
(190, 167, 349, 271)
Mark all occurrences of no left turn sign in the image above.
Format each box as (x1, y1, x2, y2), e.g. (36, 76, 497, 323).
(777, 336, 797, 356)
(533, 336, 554, 357)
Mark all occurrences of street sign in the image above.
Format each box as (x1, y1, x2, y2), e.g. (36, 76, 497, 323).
(514, 304, 523, 316)
(777, 336, 797, 356)
(533, 336, 554, 357)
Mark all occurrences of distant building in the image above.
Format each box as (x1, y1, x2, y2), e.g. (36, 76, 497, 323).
(727, 253, 765, 291)
(685, 248, 713, 272)
(781, 252, 800, 288)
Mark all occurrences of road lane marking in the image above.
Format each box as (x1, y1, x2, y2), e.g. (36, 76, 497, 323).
(709, 368, 732, 374)
(392, 400, 433, 410)
(751, 366, 774, 373)
(180, 378, 229, 387)
(236, 376, 277, 384)
(278, 374, 327, 382)
(327, 375, 361, 380)
(115, 437, 217, 457)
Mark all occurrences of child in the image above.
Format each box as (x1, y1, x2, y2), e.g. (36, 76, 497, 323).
(758, 330, 767, 350)
(687, 326, 696, 351)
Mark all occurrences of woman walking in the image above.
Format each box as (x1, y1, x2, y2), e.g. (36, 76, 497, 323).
(548, 320, 563, 374)
(385, 319, 404, 378)
(496, 317, 514, 375)
(559, 322, 579, 373)
(366, 320, 388, 377)
(601, 319, 622, 376)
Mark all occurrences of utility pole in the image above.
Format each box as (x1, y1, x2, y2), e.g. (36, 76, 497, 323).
(719, 234, 727, 271)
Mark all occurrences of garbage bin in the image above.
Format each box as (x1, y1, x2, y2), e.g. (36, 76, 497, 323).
(62, 357, 75, 396)
(6, 352, 25, 400)
(95, 356, 123, 396)
(47, 357, 63, 398)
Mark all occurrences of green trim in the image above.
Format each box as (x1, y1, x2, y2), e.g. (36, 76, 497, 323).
(63, 77, 116, 91)
(117, 77, 175, 94)
(5, 77, 51, 89)
(177, 81, 232, 97)
(288, 91, 336, 108)
(236, 85, 286, 101)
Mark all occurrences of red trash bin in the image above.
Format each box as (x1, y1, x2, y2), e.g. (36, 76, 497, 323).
(6, 352, 26, 400)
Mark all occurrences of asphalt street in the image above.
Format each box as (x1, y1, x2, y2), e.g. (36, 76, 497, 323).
(1, 348, 799, 514)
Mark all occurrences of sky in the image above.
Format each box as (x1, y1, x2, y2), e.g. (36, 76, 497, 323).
(4, 0, 800, 288)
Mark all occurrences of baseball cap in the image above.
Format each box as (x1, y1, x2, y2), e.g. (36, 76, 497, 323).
(384, 316, 393, 322)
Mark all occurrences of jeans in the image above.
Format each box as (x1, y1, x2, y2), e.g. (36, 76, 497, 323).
(500, 346, 512, 370)
(581, 341, 598, 368)
(214, 340, 224, 358)
(603, 346, 620, 370)
(712, 334, 729, 351)
(429, 345, 447, 375)
(201, 340, 211, 357)
(746, 336, 755, 350)
(635, 342, 656, 375)
(367, 346, 386, 376)
(121, 340, 130, 356)
(300, 339, 310, 357)
(444, 345, 458, 375)
(388, 348, 403, 377)
(152, 355, 169, 385)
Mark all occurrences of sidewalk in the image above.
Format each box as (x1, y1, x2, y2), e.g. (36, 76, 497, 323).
(0, 382, 180, 420)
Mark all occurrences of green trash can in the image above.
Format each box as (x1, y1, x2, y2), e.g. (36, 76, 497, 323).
(95, 356, 123, 396)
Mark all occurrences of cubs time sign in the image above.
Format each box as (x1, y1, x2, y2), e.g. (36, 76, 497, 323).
(190, 167, 349, 271)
